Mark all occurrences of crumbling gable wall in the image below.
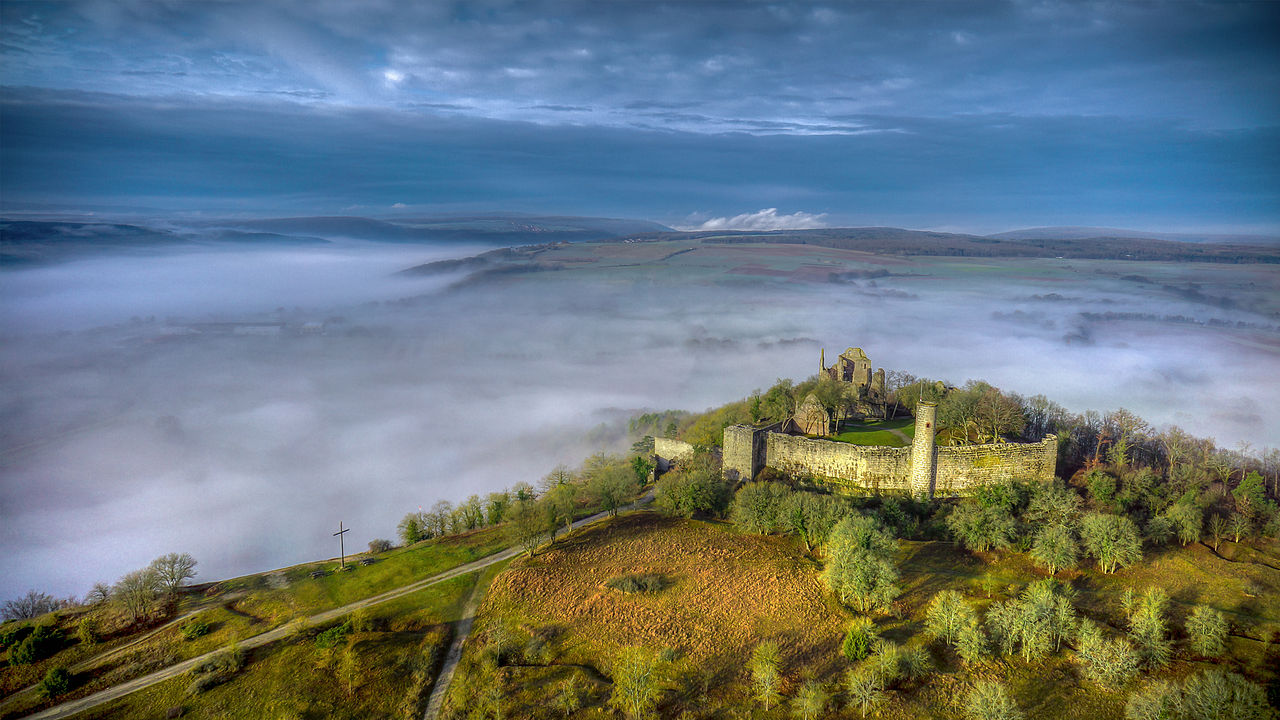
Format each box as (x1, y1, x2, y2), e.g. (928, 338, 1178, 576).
(793, 393, 831, 436)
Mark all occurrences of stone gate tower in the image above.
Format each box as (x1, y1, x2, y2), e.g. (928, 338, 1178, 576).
(910, 401, 938, 496)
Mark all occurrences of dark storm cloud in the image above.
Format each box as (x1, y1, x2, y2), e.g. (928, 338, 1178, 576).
(4, 1, 1278, 128)
(3, 87, 1277, 230)
(2, 1, 1278, 228)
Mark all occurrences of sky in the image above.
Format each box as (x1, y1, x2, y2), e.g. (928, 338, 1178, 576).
(2, 0, 1279, 232)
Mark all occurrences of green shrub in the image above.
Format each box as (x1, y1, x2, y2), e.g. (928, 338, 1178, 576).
(77, 617, 101, 645)
(1086, 470, 1117, 508)
(180, 620, 210, 641)
(349, 608, 376, 633)
(1076, 621, 1139, 689)
(0, 624, 32, 651)
(186, 672, 228, 695)
(842, 616, 877, 662)
(1125, 680, 1180, 720)
(966, 680, 1024, 720)
(1181, 669, 1271, 720)
(315, 622, 353, 649)
(1185, 605, 1228, 657)
(657, 464, 733, 519)
(10, 624, 62, 665)
(605, 574, 666, 594)
(730, 482, 792, 533)
(37, 666, 72, 698)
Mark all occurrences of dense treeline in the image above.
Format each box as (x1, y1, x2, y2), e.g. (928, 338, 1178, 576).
(397, 452, 653, 556)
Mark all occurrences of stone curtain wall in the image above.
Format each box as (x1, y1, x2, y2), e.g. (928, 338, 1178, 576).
(933, 436, 1058, 495)
(764, 433, 913, 493)
(742, 431, 1059, 496)
(653, 437, 696, 472)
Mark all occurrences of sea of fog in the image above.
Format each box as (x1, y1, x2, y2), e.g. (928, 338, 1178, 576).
(1, 241, 1277, 599)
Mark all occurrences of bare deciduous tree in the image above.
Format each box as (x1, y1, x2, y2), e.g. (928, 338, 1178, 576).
(150, 553, 198, 595)
(1, 590, 63, 621)
(114, 568, 160, 623)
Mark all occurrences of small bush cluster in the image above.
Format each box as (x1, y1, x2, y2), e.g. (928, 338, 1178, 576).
(179, 620, 211, 641)
(0, 623, 33, 651)
(8, 624, 63, 665)
(37, 666, 73, 698)
(314, 621, 353, 649)
(842, 617, 877, 662)
(191, 645, 245, 675)
(605, 574, 666, 594)
(1126, 669, 1271, 720)
(186, 645, 245, 695)
(77, 617, 101, 645)
(186, 640, 245, 691)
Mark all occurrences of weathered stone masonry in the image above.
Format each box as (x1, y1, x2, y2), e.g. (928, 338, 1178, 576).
(722, 421, 785, 481)
(932, 438, 1058, 495)
(764, 433, 912, 493)
(656, 346, 1059, 497)
(653, 437, 695, 472)
(718, 401, 1057, 497)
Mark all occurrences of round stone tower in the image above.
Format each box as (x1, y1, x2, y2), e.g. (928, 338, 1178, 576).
(910, 401, 938, 497)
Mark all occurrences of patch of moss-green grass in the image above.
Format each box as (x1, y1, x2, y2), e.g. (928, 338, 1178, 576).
(829, 418, 916, 447)
(831, 429, 908, 447)
(218, 523, 509, 619)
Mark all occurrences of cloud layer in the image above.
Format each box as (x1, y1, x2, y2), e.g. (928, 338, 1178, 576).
(3, 90, 1276, 232)
(3, 1, 1277, 132)
(687, 208, 829, 231)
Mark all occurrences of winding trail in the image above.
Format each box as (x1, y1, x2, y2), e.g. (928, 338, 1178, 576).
(885, 427, 911, 444)
(421, 574, 485, 720)
(0, 596, 241, 711)
(421, 491, 653, 720)
(19, 492, 652, 720)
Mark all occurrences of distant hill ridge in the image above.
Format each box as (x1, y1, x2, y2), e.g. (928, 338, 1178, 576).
(0, 214, 673, 266)
(609, 226, 1279, 263)
(988, 225, 1280, 245)
(5, 216, 1277, 266)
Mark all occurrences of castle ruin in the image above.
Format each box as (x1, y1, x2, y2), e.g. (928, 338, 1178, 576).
(808, 347, 889, 430)
(710, 347, 1057, 497)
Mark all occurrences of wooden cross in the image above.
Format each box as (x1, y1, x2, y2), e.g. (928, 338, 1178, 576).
(333, 521, 351, 569)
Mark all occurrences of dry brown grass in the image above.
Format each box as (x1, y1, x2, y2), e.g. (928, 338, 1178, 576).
(480, 511, 850, 690)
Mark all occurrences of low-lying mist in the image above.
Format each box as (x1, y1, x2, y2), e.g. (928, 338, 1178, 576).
(2, 240, 1276, 599)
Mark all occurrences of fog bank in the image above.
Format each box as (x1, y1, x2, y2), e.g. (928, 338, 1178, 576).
(2, 242, 1277, 599)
